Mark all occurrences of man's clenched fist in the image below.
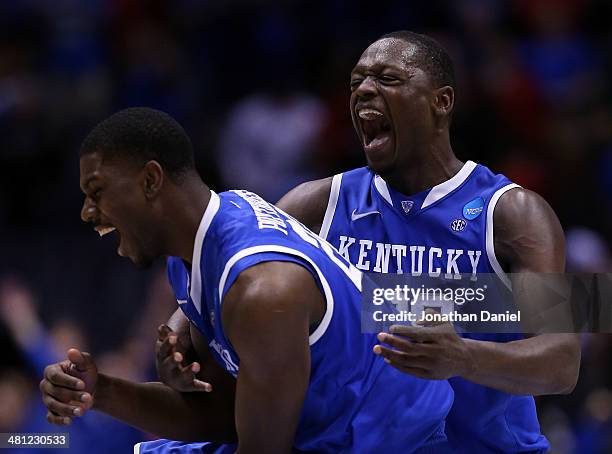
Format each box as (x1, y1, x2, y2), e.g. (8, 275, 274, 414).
(40, 348, 97, 425)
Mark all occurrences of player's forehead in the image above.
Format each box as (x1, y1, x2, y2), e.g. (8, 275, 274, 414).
(79, 152, 128, 190)
(352, 38, 419, 74)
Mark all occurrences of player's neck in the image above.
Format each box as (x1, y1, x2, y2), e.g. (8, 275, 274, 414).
(163, 176, 211, 263)
(385, 140, 463, 196)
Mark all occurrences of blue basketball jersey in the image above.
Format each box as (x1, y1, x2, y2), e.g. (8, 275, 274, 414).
(319, 162, 549, 453)
(164, 189, 453, 453)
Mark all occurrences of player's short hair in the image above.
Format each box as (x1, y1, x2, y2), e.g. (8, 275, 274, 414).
(80, 107, 196, 181)
(379, 30, 456, 91)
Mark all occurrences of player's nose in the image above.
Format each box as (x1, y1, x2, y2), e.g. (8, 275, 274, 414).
(80, 198, 97, 223)
(354, 76, 378, 99)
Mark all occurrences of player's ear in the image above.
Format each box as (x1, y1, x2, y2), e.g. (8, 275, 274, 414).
(143, 160, 164, 199)
(432, 86, 454, 121)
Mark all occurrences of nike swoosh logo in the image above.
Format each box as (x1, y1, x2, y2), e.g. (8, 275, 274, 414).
(351, 209, 381, 221)
(177, 299, 188, 305)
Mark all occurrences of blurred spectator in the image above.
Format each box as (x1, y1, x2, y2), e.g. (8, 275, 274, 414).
(217, 91, 328, 202)
(0, 277, 82, 376)
(566, 227, 612, 273)
(539, 404, 578, 454)
(0, 275, 156, 453)
(0, 369, 31, 433)
(574, 388, 612, 453)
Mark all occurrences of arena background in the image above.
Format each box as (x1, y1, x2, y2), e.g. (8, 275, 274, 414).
(1, 1, 611, 452)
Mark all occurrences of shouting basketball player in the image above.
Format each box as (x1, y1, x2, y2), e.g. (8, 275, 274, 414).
(276, 31, 580, 453)
(39, 107, 453, 453)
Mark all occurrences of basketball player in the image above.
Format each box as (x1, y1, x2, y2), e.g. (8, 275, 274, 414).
(39, 107, 453, 453)
(276, 31, 581, 453)
(158, 31, 581, 453)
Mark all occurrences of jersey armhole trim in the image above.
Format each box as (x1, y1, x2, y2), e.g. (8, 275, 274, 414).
(319, 174, 342, 240)
(133, 442, 141, 454)
(486, 183, 521, 290)
(218, 245, 334, 346)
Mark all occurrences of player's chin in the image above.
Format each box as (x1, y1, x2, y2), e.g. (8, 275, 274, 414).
(364, 141, 396, 175)
(125, 250, 155, 270)
(131, 254, 155, 270)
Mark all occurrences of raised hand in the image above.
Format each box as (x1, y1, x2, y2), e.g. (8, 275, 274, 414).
(0, 278, 42, 346)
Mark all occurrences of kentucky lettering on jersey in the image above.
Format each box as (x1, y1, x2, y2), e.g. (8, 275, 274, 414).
(336, 235, 482, 280)
(165, 189, 453, 453)
(320, 162, 549, 454)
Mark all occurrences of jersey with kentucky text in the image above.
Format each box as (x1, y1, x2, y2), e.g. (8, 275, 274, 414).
(319, 161, 549, 454)
(165, 190, 453, 453)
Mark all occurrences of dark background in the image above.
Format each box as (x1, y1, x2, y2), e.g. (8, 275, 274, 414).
(1, 1, 611, 452)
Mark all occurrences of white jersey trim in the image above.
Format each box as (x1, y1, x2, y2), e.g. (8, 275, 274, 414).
(191, 190, 220, 314)
(421, 160, 478, 209)
(374, 174, 393, 206)
(319, 174, 342, 240)
(485, 183, 521, 290)
(133, 442, 141, 454)
(218, 245, 334, 346)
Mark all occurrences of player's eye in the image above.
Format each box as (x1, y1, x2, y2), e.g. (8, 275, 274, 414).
(350, 78, 363, 91)
(379, 75, 399, 84)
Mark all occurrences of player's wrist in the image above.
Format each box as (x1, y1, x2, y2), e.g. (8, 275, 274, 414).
(459, 338, 478, 379)
(90, 372, 110, 410)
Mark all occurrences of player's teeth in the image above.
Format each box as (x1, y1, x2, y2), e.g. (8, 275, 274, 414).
(97, 226, 116, 237)
(359, 109, 383, 120)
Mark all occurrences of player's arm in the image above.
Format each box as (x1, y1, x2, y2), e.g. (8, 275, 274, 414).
(459, 187, 580, 395)
(98, 325, 237, 440)
(41, 335, 237, 442)
(275, 177, 332, 233)
(93, 369, 236, 441)
(222, 261, 324, 454)
(376, 188, 580, 395)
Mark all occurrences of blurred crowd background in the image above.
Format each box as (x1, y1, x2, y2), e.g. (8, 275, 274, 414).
(1, 0, 611, 452)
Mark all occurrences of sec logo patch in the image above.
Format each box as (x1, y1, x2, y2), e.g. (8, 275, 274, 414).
(451, 219, 467, 231)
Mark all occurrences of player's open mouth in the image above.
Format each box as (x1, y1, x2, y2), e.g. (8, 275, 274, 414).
(94, 224, 123, 254)
(357, 108, 392, 153)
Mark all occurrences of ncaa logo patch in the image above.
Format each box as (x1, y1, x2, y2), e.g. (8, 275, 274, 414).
(451, 219, 467, 232)
(401, 200, 414, 214)
(463, 196, 484, 220)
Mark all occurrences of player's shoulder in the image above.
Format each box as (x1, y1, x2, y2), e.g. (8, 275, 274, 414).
(214, 189, 288, 236)
(494, 186, 557, 227)
(275, 167, 373, 233)
(493, 186, 565, 269)
(275, 177, 334, 233)
(213, 190, 315, 261)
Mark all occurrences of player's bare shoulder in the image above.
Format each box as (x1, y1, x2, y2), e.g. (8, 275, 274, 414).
(493, 187, 565, 272)
(276, 177, 333, 233)
(223, 262, 324, 314)
(221, 261, 326, 342)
